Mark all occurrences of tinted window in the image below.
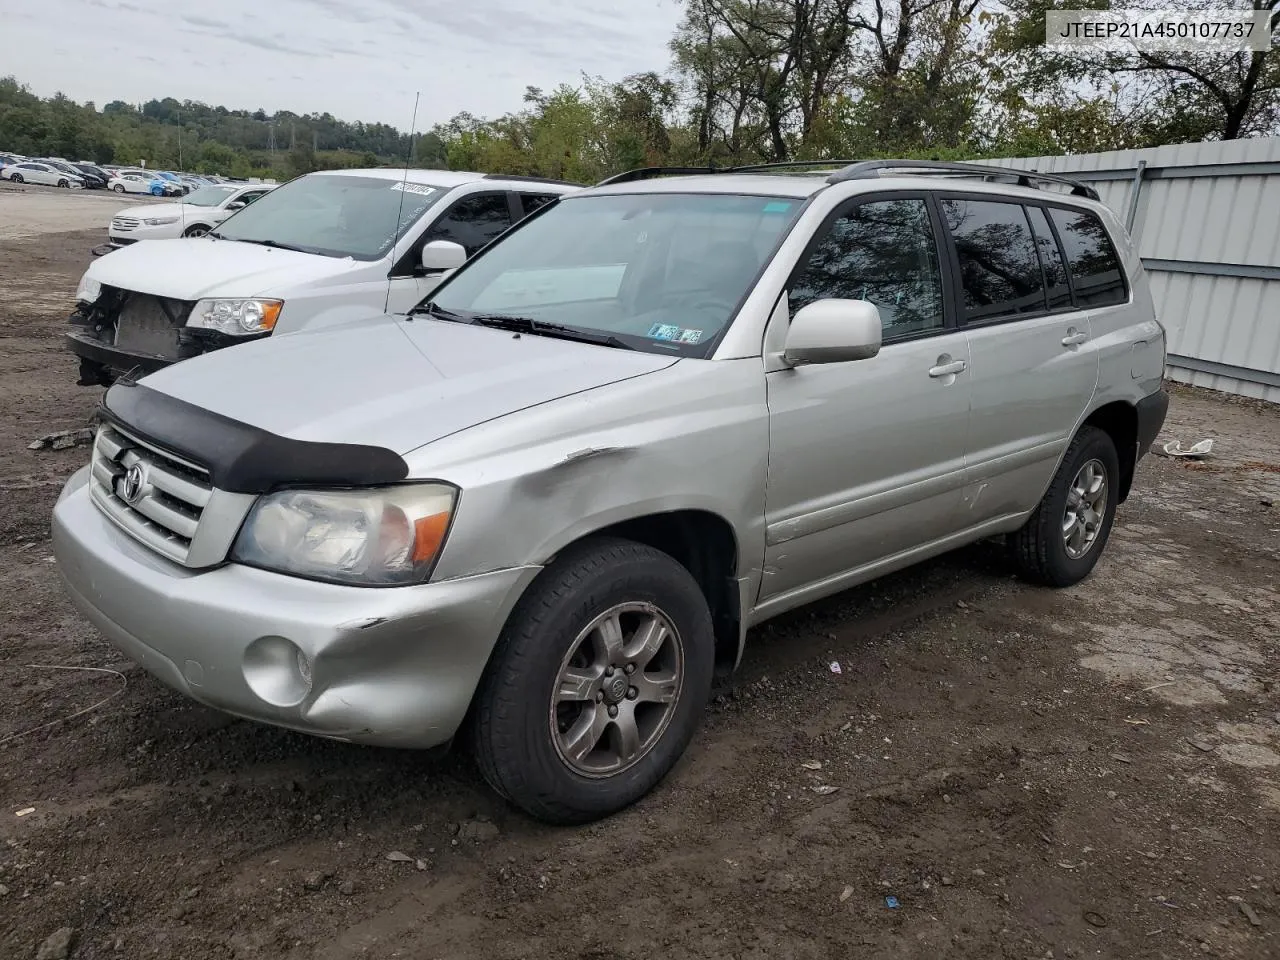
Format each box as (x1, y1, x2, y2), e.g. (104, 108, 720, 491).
(519, 193, 560, 216)
(424, 193, 513, 256)
(942, 199, 1045, 321)
(790, 197, 945, 339)
(1049, 207, 1127, 307)
(1026, 206, 1071, 309)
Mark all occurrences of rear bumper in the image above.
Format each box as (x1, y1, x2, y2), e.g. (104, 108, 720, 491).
(1136, 388, 1169, 459)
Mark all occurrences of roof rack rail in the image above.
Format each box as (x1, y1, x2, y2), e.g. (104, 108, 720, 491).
(483, 173, 582, 186)
(594, 166, 720, 186)
(728, 159, 865, 174)
(595, 160, 866, 187)
(825, 160, 1100, 200)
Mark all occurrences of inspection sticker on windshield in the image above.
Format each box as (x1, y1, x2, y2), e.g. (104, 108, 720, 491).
(390, 182, 436, 196)
(647, 324, 702, 344)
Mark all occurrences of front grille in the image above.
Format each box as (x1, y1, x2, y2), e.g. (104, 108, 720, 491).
(89, 424, 212, 565)
(113, 294, 191, 359)
(111, 217, 140, 231)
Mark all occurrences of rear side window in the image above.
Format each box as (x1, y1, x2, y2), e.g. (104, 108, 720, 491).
(790, 197, 945, 340)
(423, 192, 513, 256)
(519, 193, 560, 216)
(941, 198, 1045, 322)
(1049, 207, 1128, 307)
(1025, 206, 1072, 310)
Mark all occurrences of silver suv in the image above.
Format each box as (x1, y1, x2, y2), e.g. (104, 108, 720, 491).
(52, 160, 1169, 824)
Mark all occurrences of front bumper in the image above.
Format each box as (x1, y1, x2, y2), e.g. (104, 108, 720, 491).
(66, 328, 175, 378)
(52, 466, 540, 748)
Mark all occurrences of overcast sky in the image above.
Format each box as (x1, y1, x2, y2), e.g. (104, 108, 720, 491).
(2, 0, 684, 129)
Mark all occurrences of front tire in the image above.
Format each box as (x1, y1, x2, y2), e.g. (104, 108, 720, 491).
(11, 173, 22, 184)
(113, 184, 125, 193)
(1009, 425, 1120, 587)
(183, 224, 210, 237)
(57, 179, 69, 188)
(472, 537, 714, 824)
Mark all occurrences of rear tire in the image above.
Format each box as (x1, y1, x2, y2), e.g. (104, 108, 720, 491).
(1008, 425, 1120, 588)
(472, 537, 714, 824)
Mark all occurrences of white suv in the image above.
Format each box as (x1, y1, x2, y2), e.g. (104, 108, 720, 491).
(67, 168, 580, 385)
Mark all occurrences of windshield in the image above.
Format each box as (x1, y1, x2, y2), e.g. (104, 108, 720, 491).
(214, 174, 447, 260)
(184, 185, 239, 207)
(428, 192, 803, 356)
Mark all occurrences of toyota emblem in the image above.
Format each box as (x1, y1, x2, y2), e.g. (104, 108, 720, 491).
(121, 463, 146, 503)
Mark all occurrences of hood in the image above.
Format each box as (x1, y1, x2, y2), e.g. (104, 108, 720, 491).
(138, 315, 678, 455)
(114, 202, 178, 221)
(87, 237, 365, 300)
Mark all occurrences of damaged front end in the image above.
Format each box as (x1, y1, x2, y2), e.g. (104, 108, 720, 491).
(67, 285, 265, 387)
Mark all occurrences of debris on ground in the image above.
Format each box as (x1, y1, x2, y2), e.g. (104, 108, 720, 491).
(458, 817, 501, 842)
(800, 760, 823, 771)
(1155, 438, 1214, 459)
(829, 662, 842, 675)
(15, 807, 35, 817)
(338, 880, 356, 896)
(302, 871, 329, 892)
(840, 885, 854, 902)
(27, 428, 94, 452)
(35, 927, 76, 960)
(1237, 901, 1261, 927)
(385, 851, 413, 862)
(884, 896, 900, 909)
(812, 785, 839, 796)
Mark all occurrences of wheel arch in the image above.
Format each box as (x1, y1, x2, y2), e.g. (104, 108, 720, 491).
(1081, 400, 1139, 503)
(539, 510, 743, 678)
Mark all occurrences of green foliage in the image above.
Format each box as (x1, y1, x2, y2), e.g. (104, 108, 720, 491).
(2, 1, 1276, 185)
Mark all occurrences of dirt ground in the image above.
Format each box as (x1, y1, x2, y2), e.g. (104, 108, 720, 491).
(0, 181, 163, 241)
(1, 200, 1279, 960)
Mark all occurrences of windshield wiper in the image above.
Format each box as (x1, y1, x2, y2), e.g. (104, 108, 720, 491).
(229, 237, 310, 253)
(413, 301, 468, 322)
(469, 313, 636, 350)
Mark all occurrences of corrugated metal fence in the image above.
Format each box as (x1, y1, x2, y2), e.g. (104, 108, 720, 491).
(984, 138, 1280, 404)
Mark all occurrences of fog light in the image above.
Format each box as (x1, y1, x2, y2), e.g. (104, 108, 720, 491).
(243, 635, 313, 707)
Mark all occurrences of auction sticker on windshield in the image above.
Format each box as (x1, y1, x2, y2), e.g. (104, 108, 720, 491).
(391, 182, 437, 196)
(648, 324, 702, 344)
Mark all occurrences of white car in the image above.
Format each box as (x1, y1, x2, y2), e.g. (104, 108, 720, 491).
(107, 173, 167, 196)
(108, 182, 277, 245)
(68, 168, 581, 385)
(1, 161, 85, 188)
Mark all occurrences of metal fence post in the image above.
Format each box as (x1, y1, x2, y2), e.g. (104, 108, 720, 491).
(1125, 160, 1147, 233)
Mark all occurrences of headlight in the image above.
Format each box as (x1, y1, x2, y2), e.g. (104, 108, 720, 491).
(189, 298, 283, 335)
(143, 216, 179, 226)
(231, 483, 457, 586)
(75, 274, 101, 304)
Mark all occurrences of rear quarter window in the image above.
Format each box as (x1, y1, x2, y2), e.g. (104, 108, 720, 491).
(1048, 207, 1128, 307)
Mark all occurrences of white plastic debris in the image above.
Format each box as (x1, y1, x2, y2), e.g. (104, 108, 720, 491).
(829, 661, 842, 675)
(1161, 438, 1214, 459)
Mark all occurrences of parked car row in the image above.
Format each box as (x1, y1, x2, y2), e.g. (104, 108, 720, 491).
(0, 150, 269, 197)
(53, 159, 1169, 825)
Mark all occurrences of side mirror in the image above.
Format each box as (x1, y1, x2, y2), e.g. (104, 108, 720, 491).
(782, 299, 882, 365)
(225, 200, 246, 210)
(420, 239, 467, 274)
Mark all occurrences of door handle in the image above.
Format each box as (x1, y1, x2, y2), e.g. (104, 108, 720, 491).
(928, 359, 967, 378)
(1062, 330, 1089, 347)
